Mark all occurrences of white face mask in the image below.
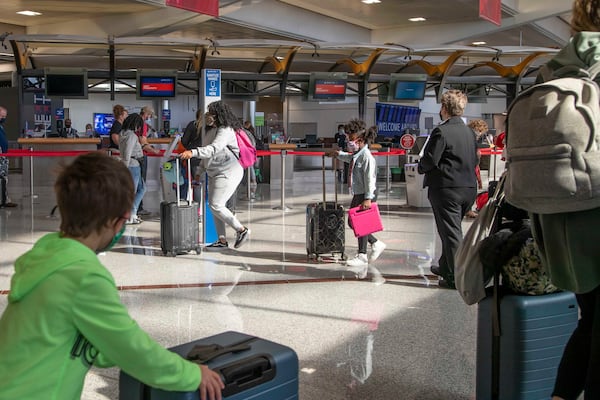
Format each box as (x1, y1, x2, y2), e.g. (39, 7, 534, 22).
(347, 140, 359, 152)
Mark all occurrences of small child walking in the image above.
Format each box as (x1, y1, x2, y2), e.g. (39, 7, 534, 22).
(329, 120, 386, 269)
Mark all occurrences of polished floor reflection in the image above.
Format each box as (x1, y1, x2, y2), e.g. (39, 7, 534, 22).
(0, 169, 479, 400)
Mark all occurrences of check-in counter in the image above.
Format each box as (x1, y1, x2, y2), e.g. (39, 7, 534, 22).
(268, 144, 297, 186)
(17, 137, 176, 190)
(18, 138, 101, 187)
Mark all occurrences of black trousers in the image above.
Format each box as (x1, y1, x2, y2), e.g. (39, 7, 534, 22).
(553, 285, 600, 399)
(427, 186, 476, 280)
(139, 155, 148, 210)
(0, 175, 7, 205)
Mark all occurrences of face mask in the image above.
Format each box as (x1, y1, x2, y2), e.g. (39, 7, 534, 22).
(347, 140, 359, 152)
(439, 112, 444, 121)
(97, 224, 125, 254)
(0, 118, 5, 124)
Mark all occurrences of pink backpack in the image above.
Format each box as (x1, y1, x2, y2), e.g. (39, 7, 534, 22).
(231, 128, 257, 168)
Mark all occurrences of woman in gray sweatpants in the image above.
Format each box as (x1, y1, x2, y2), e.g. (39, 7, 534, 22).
(180, 100, 250, 249)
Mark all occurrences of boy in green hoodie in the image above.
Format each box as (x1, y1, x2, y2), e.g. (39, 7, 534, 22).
(0, 152, 224, 400)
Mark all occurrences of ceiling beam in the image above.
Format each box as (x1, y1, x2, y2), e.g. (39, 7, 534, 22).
(372, 2, 571, 46)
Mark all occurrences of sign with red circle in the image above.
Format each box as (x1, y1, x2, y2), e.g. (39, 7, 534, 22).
(400, 133, 416, 150)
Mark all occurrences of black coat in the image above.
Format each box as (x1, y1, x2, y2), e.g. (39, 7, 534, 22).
(418, 116, 478, 189)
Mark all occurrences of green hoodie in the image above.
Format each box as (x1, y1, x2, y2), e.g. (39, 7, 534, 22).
(0, 233, 201, 399)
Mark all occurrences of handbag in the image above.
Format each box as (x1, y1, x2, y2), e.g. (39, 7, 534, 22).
(454, 173, 506, 305)
(348, 203, 383, 238)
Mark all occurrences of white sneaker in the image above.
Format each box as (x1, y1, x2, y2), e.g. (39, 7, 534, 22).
(369, 240, 386, 263)
(346, 253, 368, 267)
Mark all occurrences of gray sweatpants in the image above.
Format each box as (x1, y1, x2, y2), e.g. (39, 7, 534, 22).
(208, 164, 244, 239)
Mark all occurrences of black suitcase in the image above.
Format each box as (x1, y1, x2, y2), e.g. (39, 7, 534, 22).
(119, 331, 299, 400)
(476, 289, 578, 400)
(306, 155, 345, 261)
(160, 158, 201, 256)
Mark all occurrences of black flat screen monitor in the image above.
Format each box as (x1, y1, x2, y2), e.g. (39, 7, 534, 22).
(388, 73, 427, 102)
(93, 113, 115, 136)
(393, 80, 427, 101)
(137, 71, 177, 98)
(45, 68, 88, 99)
(308, 72, 347, 101)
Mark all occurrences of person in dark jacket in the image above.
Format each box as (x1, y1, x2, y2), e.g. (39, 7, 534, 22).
(418, 90, 478, 289)
(0, 106, 17, 208)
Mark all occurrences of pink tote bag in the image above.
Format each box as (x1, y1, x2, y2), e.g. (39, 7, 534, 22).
(348, 203, 383, 238)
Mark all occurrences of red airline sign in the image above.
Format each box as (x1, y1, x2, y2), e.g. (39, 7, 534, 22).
(166, 0, 218, 17)
(400, 133, 416, 150)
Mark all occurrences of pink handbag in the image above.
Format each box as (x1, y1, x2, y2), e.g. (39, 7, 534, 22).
(348, 203, 383, 238)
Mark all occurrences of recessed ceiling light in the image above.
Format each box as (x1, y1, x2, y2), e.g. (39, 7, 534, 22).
(472, 41, 487, 45)
(409, 17, 426, 22)
(17, 10, 42, 16)
(361, 0, 381, 4)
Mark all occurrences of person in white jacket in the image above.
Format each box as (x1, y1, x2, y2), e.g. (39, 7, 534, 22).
(180, 101, 250, 249)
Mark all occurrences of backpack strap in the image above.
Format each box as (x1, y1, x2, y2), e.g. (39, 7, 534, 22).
(586, 61, 600, 80)
(550, 61, 600, 81)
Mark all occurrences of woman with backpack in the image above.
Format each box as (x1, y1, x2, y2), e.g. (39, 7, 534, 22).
(179, 101, 250, 249)
(528, 1, 600, 398)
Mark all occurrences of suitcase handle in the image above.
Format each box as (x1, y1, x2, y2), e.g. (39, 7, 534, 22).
(219, 355, 276, 397)
(186, 343, 251, 363)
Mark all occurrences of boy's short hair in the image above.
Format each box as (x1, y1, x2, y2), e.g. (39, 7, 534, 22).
(55, 152, 134, 238)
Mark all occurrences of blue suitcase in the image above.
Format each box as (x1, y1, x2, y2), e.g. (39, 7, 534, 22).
(119, 331, 299, 400)
(476, 291, 578, 400)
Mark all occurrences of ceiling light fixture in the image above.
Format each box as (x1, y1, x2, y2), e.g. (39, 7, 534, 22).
(472, 41, 487, 45)
(361, 0, 381, 4)
(409, 17, 426, 22)
(17, 10, 42, 16)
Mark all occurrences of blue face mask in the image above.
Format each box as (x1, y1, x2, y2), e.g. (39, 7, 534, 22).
(97, 224, 126, 253)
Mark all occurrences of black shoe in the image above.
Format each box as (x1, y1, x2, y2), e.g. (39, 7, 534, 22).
(430, 265, 441, 276)
(137, 208, 151, 216)
(438, 277, 456, 290)
(0, 202, 17, 208)
(207, 240, 228, 249)
(234, 228, 250, 249)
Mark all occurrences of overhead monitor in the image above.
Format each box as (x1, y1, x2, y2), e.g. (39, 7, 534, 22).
(44, 68, 88, 99)
(388, 73, 427, 102)
(136, 70, 177, 99)
(93, 113, 115, 136)
(307, 72, 347, 102)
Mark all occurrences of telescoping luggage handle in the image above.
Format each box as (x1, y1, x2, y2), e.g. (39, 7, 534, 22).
(321, 155, 338, 206)
(175, 156, 193, 207)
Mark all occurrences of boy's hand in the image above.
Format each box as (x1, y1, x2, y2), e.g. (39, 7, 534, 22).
(198, 365, 224, 400)
(180, 150, 193, 160)
(361, 199, 372, 210)
(325, 150, 338, 158)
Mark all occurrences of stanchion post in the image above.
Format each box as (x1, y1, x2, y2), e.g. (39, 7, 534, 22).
(273, 150, 291, 211)
(246, 166, 252, 201)
(385, 148, 391, 194)
(28, 146, 36, 198)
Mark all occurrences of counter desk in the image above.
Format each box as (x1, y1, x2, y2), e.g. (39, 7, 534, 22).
(18, 138, 101, 187)
(268, 144, 297, 186)
(17, 137, 177, 191)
